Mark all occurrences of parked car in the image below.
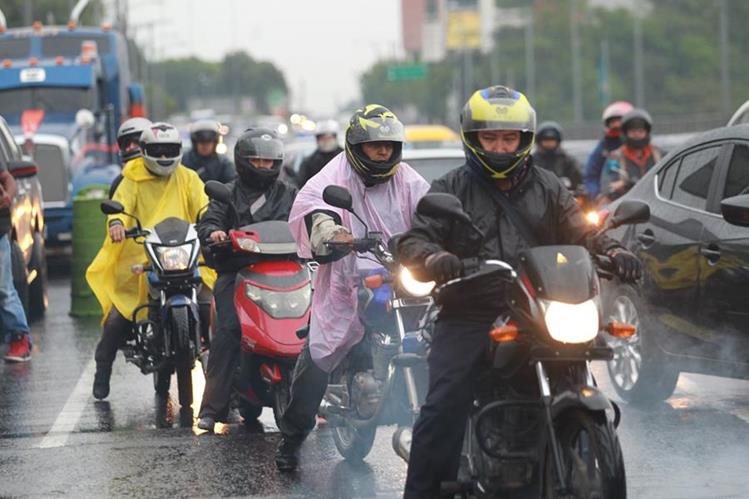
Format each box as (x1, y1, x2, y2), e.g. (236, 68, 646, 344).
(601, 124, 749, 405)
(402, 148, 465, 182)
(0, 115, 47, 318)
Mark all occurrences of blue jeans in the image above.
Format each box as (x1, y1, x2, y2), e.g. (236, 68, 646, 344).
(0, 234, 30, 341)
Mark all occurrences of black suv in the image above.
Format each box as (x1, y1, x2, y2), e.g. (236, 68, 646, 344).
(0, 115, 47, 319)
(602, 125, 749, 404)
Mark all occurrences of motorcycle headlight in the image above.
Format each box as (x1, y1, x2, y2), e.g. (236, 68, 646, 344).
(399, 266, 435, 297)
(156, 243, 193, 271)
(543, 299, 599, 344)
(245, 283, 311, 319)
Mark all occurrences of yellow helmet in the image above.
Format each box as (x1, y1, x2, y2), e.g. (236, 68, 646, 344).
(460, 86, 536, 180)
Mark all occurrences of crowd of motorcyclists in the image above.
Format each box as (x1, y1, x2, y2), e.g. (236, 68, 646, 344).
(80, 87, 652, 497)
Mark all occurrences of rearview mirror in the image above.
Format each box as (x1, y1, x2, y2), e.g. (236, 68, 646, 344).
(721, 194, 749, 227)
(323, 185, 353, 211)
(100, 200, 125, 215)
(416, 193, 472, 224)
(205, 180, 232, 204)
(610, 200, 650, 228)
(8, 160, 38, 179)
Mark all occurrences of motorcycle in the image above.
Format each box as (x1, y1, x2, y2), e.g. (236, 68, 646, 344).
(100, 200, 208, 410)
(413, 193, 649, 498)
(203, 181, 311, 427)
(317, 185, 433, 462)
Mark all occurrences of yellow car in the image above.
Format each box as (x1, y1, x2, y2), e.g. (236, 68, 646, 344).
(404, 125, 460, 150)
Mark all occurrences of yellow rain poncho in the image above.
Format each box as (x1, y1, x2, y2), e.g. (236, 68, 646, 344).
(86, 158, 217, 322)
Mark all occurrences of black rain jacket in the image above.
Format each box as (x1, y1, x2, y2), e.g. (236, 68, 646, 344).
(198, 179, 297, 272)
(397, 160, 622, 318)
(182, 149, 237, 184)
(296, 147, 343, 187)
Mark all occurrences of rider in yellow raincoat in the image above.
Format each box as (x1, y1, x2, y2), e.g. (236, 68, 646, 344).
(87, 122, 216, 400)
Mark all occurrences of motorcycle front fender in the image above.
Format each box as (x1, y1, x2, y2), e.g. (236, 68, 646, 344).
(550, 384, 615, 421)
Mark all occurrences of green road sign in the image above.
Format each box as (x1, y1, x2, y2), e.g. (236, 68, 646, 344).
(387, 63, 428, 82)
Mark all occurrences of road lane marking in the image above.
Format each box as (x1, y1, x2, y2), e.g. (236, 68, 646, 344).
(36, 359, 96, 449)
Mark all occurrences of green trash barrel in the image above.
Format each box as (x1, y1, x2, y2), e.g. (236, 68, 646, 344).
(70, 185, 110, 318)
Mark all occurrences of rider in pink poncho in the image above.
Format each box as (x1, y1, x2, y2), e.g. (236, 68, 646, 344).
(276, 105, 430, 471)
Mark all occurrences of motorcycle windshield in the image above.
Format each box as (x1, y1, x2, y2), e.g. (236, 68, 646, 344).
(235, 220, 297, 254)
(519, 245, 597, 304)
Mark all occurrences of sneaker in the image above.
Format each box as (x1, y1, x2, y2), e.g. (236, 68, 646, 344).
(4, 335, 31, 363)
(92, 367, 111, 400)
(275, 435, 302, 472)
(197, 416, 215, 432)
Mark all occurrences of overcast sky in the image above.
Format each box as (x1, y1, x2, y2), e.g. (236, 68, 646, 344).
(126, 0, 403, 116)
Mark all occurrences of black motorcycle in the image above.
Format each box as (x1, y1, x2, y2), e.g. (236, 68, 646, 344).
(414, 193, 648, 498)
(318, 186, 432, 462)
(101, 200, 207, 411)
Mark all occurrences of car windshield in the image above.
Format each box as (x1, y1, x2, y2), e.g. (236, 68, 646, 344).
(405, 156, 464, 182)
(0, 87, 94, 115)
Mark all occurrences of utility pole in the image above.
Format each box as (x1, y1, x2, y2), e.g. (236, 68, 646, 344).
(570, 0, 583, 123)
(524, 8, 535, 101)
(719, 0, 731, 116)
(633, 0, 644, 107)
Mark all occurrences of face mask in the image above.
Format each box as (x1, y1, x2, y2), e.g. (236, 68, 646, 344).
(318, 137, 338, 153)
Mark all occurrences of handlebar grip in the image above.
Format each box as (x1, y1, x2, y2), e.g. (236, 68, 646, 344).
(124, 227, 140, 238)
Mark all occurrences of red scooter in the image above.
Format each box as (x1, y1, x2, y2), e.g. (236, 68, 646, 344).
(204, 182, 310, 427)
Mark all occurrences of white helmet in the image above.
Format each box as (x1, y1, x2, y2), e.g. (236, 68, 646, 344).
(139, 122, 183, 177)
(117, 117, 152, 162)
(315, 119, 340, 137)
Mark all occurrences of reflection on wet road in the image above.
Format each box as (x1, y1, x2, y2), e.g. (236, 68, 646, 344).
(1, 277, 747, 498)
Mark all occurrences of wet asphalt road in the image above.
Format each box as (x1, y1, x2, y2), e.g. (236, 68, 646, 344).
(1, 274, 748, 498)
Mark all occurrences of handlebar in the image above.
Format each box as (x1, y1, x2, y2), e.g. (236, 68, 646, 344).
(593, 253, 617, 280)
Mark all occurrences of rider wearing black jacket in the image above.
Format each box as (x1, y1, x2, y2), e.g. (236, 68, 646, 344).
(296, 120, 343, 187)
(196, 128, 297, 432)
(396, 86, 642, 498)
(533, 121, 583, 192)
(182, 119, 236, 184)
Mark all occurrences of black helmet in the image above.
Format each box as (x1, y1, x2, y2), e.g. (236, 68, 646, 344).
(345, 104, 404, 186)
(234, 128, 284, 189)
(621, 108, 653, 149)
(460, 85, 536, 181)
(536, 121, 563, 143)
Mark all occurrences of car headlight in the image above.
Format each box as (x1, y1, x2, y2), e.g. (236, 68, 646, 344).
(543, 299, 599, 344)
(156, 243, 193, 271)
(245, 283, 311, 319)
(399, 266, 435, 297)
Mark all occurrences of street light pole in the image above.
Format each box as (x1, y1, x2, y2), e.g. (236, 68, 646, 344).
(633, 0, 644, 107)
(570, 0, 583, 123)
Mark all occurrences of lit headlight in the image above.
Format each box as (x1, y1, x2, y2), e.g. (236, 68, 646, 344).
(544, 299, 599, 344)
(156, 243, 193, 271)
(245, 283, 311, 319)
(399, 266, 435, 297)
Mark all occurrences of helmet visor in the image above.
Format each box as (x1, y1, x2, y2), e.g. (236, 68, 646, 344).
(236, 136, 284, 161)
(193, 130, 218, 142)
(118, 133, 141, 153)
(348, 119, 405, 145)
(144, 143, 181, 158)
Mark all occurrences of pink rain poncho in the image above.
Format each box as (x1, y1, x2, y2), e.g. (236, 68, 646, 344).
(289, 152, 430, 372)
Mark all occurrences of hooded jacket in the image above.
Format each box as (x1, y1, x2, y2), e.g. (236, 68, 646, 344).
(86, 157, 217, 322)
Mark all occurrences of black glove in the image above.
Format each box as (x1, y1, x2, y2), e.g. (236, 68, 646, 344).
(425, 251, 462, 284)
(607, 247, 642, 283)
